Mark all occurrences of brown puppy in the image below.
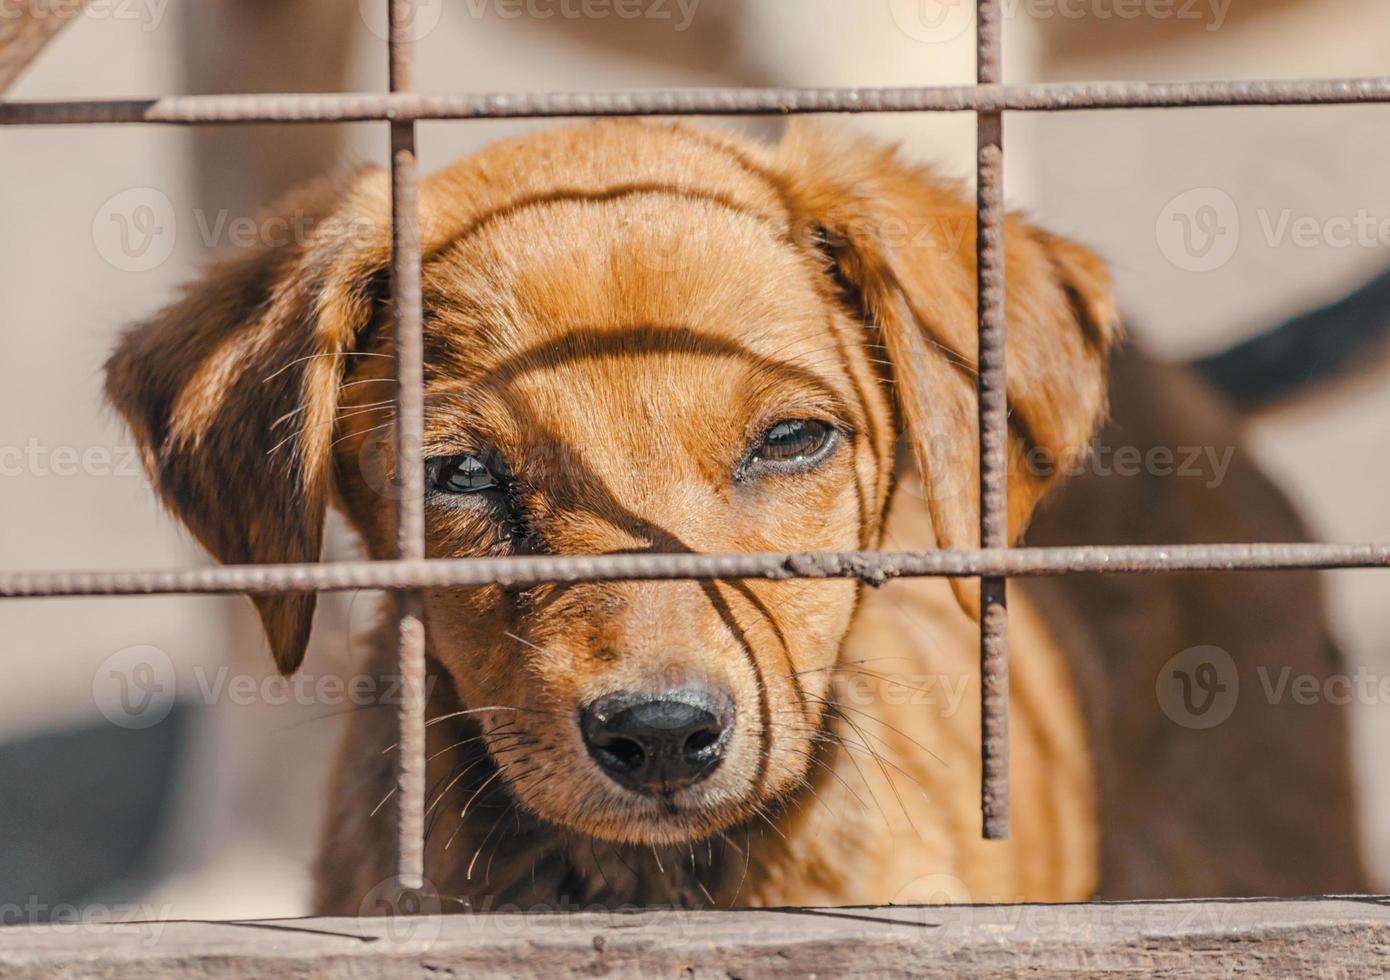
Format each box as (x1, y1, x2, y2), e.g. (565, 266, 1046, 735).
(106, 120, 1364, 910)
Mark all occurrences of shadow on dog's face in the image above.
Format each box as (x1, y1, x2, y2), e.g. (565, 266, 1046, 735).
(106, 122, 1117, 847)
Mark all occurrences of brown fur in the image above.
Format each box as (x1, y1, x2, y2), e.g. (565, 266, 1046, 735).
(105, 120, 1365, 911)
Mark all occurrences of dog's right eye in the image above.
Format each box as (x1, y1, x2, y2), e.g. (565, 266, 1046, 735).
(428, 454, 500, 494)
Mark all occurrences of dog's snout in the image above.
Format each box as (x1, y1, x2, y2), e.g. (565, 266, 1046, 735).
(581, 685, 734, 794)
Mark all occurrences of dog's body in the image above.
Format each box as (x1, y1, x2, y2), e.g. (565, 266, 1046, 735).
(313, 348, 1365, 911)
(107, 121, 1365, 912)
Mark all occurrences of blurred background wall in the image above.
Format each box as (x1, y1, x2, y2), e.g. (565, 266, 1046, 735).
(2, 0, 1388, 920)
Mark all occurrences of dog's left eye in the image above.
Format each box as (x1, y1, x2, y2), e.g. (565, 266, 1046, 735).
(740, 419, 839, 477)
(429, 454, 500, 494)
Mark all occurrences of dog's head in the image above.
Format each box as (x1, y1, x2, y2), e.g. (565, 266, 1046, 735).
(107, 122, 1116, 846)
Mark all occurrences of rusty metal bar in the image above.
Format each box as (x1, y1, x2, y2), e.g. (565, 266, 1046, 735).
(2, 544, 1387, 599)
(3, 77, 1390, 126)
(387, 0, 426, 895)
(975, 0, 1008, 841)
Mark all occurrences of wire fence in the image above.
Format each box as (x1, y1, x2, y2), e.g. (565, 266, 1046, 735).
(4, 0, 1390, 891)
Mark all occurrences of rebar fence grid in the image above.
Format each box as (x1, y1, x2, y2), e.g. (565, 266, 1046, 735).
(3, 0, 1389, 885)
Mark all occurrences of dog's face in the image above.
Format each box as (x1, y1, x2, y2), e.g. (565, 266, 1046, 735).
(107, 122, 1117, 847)
(354, 190, 882, 844)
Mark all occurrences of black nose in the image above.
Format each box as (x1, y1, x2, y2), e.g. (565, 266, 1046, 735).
(581, 685, 734, 794)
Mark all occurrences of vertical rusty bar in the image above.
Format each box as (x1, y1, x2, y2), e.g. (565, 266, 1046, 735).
(976, 0, 1010, 840)
(389, 0, 427, 892)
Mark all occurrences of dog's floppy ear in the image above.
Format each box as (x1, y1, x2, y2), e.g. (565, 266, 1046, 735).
(775, 125, 1120, 614)
(105, 170, 391, 673)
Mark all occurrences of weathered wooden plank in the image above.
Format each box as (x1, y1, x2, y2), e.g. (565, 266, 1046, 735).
(2, 898, 1389, 978)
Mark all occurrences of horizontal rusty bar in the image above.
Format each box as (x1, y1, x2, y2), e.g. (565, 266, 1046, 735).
(0, 543, 1387, 599)
(3, 77, 1390, 126)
